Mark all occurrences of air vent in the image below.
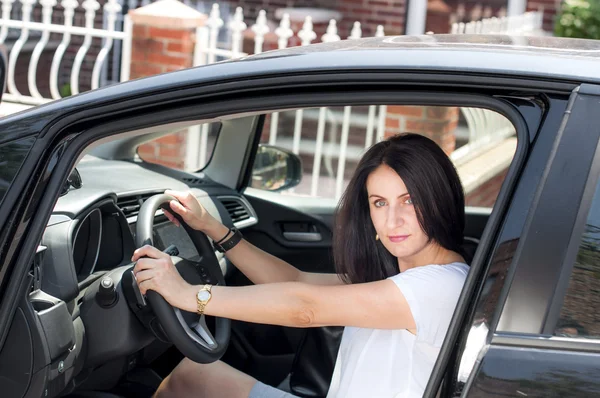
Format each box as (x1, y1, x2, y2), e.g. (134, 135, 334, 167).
(182, 177, 203, 185)
(218, 196, 257, 228)
(117, 192, 161, 219)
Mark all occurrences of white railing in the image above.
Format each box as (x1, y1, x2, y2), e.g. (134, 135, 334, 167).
(0, 0, 132, 105)
(447, 10, 544, 168)
(451, 10, 544, 35)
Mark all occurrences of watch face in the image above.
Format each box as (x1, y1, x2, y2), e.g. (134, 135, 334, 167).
(198, 290, 211, 302)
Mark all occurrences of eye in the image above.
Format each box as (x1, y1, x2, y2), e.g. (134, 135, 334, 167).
(405, 197, 413, 205)
(374, 200, 386, 208)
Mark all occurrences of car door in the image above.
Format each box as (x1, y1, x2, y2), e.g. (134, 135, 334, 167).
(435, 84, 600, 397)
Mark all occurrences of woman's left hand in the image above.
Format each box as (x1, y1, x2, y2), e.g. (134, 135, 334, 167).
(132, 245, 193, 309)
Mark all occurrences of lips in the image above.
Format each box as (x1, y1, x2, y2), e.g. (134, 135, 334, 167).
(388, 235, 409, 243)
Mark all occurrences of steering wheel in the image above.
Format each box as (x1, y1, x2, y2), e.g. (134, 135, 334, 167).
(134, 193, 231, 363)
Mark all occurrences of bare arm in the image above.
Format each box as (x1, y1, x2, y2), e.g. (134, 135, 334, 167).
(133, 245, 414, 330)
(203, 217, 342, 285)
(164, 190, 342, 286)
(194, 281, 413, 329)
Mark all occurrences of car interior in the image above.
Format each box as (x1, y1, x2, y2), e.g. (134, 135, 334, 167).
(3, 103, 513, 398)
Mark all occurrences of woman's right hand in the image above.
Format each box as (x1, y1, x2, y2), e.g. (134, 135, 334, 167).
(163, 190, 213, 232)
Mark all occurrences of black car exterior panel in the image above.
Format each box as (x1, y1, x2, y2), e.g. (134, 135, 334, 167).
(496, 84, 600, 335)
(466, 342, 600, 397)
(544, 111, 600, 334)
(437, 95, 570, 397)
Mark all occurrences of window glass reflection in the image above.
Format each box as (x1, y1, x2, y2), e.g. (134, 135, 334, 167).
(0, 136, 35, 206)
(556, 181, 600, 338)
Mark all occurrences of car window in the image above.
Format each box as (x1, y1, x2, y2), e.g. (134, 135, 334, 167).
(0, 136, 36, 206)
(252, 105, 516, 207)
(554, 180, 600, 339)
(136, 122, 221, 171)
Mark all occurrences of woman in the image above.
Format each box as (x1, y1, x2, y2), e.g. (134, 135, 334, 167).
(132, 133, 469, 398)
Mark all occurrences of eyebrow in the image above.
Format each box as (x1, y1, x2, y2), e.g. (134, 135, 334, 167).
(368, 192, 410, 199)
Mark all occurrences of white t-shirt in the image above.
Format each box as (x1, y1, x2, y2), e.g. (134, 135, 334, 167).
(326, 262, 469, 398)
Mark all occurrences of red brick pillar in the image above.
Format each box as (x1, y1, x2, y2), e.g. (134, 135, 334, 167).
(385, 106, 458, 155)
(129, 0, 206, 78)
(129, 0, 207, 170)
(425, 0, 452, 33)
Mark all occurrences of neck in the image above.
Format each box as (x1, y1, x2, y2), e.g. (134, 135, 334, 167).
(397, 243, 463, 273)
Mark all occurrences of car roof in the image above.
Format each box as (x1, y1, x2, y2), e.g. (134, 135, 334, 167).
(1, 34, 598, 135)
(247, 34, 600, 82)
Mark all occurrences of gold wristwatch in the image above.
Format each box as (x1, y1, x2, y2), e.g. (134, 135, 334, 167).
(196, 284, 213, 315)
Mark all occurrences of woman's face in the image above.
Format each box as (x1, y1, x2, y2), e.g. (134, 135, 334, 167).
(366, 164, 431, 262)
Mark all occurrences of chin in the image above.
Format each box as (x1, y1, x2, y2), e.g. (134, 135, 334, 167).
(390, 247, 419, 260)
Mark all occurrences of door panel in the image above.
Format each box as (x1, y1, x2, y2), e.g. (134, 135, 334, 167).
(223, 192, 335, 388)
(466, 343, 600, 397)
(242, 192, 335, 274)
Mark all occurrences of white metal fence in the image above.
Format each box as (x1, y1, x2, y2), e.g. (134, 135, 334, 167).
(451, 10, 544, 34)
(0, 0, 132, 105)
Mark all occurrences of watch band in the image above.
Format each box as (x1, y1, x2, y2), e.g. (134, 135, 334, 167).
(196, 284, 212, 315)
(213, 228, 243, 253)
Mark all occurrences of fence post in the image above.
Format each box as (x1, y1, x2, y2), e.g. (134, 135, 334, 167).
(128, 0, 206, 79)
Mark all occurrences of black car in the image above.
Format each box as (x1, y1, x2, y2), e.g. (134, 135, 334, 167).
(1, 34, 600, 398)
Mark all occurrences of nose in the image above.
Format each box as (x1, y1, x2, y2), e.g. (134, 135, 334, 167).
(386, 202, 405, 230)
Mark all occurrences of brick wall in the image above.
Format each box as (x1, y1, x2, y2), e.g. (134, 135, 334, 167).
(465, 167, 507, 207)
(336, 0, 406, 37)
(385, 106, 458, 155)
(137, 132, 188, 169)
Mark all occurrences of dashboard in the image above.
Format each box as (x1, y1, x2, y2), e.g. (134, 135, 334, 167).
(28, 155, 258, 397)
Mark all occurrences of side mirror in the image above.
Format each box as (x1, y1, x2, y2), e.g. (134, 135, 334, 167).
(251, 145, 302, 192)
(60, 168, 82, 197)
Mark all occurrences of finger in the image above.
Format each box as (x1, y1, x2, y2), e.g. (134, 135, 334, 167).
(169, 200, 190, 218)
(138, 278, 155, 295)
(133, 258, 157, 274)
(173, 191, 198, 208)
(132, 245, 168, 262)
(163, 209, 181, 227)
(134, 269, 154, 284)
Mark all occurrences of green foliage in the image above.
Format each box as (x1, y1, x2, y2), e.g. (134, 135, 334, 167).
(59, 83, 71, 98)
(555, 0, 600, 39)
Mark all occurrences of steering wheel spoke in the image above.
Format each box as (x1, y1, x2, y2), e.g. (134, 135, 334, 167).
(173, 309, 219, 350)
(194, 314, 218, 349)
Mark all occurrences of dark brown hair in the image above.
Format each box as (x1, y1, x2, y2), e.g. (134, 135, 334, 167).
(333, 133, 465, 284)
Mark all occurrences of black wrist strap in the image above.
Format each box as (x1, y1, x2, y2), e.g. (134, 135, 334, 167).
(215, 228, 232, 245)
(214, 228, 243, 253)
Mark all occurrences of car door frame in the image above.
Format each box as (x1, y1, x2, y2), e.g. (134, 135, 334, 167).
(442, 84, 600, 397)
